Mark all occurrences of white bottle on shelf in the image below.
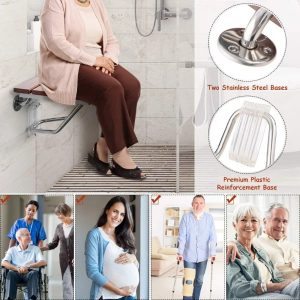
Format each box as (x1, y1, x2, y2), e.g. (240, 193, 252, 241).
(31, 15, 41, 52)
(27, 29, 34, 52)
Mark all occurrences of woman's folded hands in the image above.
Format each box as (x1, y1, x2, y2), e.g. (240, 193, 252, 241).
(94, 56, 115, 75)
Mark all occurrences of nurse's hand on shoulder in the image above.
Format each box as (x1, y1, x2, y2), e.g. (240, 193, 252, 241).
(94, 56, 114, 73)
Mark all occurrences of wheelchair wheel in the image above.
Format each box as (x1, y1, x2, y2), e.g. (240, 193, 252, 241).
(43, 273, 48, 300)
(0, 268, 5, 300)
(0, 272, 2, 300)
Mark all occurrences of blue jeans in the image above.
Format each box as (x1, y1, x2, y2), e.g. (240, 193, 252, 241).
(183, 260, 208, 300)
(119, 297, 136, 300)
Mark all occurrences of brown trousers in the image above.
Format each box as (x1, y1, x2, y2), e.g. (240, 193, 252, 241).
(76, 64, 140, 154)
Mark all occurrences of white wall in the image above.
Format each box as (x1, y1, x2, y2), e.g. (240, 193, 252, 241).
(0, 0, 98, 192)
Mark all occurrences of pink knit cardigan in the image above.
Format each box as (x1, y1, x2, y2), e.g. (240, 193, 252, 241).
(39, 0, 120, 105)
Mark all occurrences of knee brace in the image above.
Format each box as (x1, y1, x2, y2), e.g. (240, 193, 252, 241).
(182, 267, 196, 297)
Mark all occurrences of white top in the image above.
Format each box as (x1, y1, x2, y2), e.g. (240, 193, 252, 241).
(2, 245, 45, 268)
(254, 256, 272, 283)
(254, 233, 299, 280)
(77, 5, 103, 57)
(98, 228, 139, 299)
(63, 222, 73, 238)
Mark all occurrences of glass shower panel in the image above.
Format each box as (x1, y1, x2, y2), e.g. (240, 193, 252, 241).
(193, 1, 228, 192)
(176, 0, 195, 192)
(177, 0, 224, 192)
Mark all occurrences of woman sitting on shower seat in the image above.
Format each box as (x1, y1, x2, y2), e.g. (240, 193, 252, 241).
(39, 0, 146, 180)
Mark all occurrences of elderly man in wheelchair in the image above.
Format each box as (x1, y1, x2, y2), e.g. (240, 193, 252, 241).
(1, 228, 47, 300)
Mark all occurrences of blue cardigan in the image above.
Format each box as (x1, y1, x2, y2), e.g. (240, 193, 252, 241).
(85, 227, 109, 299)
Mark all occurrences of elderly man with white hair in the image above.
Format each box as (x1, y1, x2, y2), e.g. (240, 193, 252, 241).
(1, 228, 47, 300)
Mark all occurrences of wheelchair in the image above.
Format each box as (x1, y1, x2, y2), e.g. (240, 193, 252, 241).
(0, 266, 48, 300)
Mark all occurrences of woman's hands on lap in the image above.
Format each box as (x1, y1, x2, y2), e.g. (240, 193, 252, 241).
(94, 56, 115, 76)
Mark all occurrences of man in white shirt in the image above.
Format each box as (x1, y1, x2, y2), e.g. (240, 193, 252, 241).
(1, 228, 47, 300)
(227, 203, 299, 280)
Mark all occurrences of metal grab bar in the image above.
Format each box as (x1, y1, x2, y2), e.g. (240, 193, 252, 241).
(29, 104, 83, 135)
(13, 94, 84, 136)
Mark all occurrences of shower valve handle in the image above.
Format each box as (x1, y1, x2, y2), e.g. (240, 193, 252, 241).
(161, 8, 176, 19)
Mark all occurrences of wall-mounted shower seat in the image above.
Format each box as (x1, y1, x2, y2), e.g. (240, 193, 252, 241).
(13, 77, 83, 136)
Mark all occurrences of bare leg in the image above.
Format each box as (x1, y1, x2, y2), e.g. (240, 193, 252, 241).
(112, 147, 137, 169)
(96, 137, 109, 163)
(112, 147, 146, 177)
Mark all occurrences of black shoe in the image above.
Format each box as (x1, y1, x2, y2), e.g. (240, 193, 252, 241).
(111, 159, 146, 180)
(88, 143, 111, 176)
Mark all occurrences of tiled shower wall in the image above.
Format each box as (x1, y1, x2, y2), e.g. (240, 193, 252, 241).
(0, 0, 194, 192)
(0, 0, 98, 192)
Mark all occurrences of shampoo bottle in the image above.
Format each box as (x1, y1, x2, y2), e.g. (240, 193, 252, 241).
(31, 15, 41, 51)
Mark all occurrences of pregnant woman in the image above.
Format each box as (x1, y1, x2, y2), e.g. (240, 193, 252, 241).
(85, 196, 139, 300)
(40, 0, 145, 180)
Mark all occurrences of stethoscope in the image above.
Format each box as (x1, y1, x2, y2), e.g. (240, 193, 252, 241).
(24, 218, 34, 245)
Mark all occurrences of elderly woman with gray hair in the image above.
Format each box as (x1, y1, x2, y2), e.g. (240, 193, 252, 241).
(41, 204, 74, 300)
(227, 204, 299, 299)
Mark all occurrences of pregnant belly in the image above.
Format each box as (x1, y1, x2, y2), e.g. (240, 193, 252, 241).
(104, 262, 139, 288)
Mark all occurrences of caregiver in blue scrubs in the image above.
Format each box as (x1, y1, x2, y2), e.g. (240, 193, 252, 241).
(7, 200, 47, 248)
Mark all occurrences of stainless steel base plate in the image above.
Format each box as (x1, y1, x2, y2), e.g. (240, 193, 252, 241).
(218, 28, 276, 66)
